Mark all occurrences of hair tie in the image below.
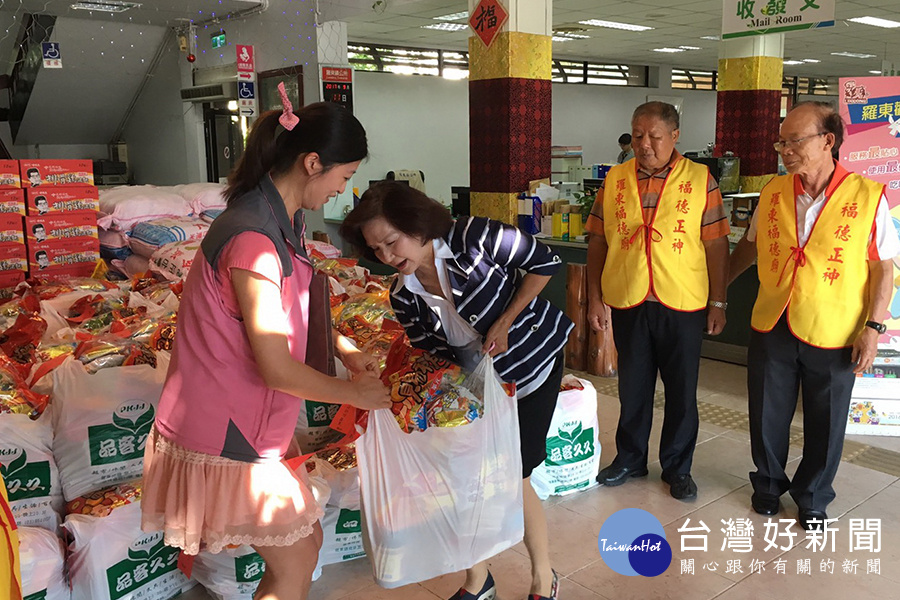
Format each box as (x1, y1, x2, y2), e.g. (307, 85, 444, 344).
(278, 82, 299, 131)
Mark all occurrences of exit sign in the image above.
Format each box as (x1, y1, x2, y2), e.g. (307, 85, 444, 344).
(211, 30, 226, 49)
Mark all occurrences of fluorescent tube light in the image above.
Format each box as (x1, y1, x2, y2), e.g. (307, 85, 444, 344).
(579, 19, 653, 32)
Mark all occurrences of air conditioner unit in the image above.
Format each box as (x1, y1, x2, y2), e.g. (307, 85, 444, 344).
(180, 81, 238, 103)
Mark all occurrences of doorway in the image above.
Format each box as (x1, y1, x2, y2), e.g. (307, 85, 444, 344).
(203, 106, 245, 183)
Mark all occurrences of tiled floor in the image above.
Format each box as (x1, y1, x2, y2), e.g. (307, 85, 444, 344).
(180, 359, 899, 600)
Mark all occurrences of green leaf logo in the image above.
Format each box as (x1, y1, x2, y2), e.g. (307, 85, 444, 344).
(0, 449, 26, 479)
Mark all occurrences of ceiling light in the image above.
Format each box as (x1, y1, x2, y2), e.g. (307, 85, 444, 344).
(802, 59, 820, 63)
(71, 1, 141, 11)
(830, 51, 877, 58)
(783, 60, 804, 65)
(653, 47, 685, 53)
(421, 23, 468, 32)
(552, 36, 574, 42)
(679, 45, 701, 50)
(553, 32, 590, 39)
(848, 16, 900, 29)
(433, 11, 468, 21)
(579, 19, 653, 32)
(869, 70, 882, 74)
(701, 35, 720, 41)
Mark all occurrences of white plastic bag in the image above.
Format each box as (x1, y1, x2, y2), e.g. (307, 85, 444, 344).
(0, 411, 63, 531)
(294, 360, 349, 453)
(317, 506, 365, 569)
(357, 354, 524, 588)
(51, 354, 169, 501)
(530, 375, 602, 500)
(192, 546, 264, 600)
(64, 499, 194, 600)
(18, 526, 69, 600)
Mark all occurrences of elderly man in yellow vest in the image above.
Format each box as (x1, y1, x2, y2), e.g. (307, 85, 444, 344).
(730, 101, 900, 531)
(586, 101, 730, 501)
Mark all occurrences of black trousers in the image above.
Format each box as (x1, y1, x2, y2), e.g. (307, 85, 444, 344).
(610, 302, 706, 478)
(748, 314, 855, 512)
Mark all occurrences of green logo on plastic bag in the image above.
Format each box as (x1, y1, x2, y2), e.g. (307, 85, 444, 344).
(106, 533, 179, 600)
(336, 509, 361, 534)
(88, 402, 155, 466)
(305, 401, 339, 426)
(24, 590, 47, 600)
(0, 449, 51, 501)
(545, 422, 594, 466)
(235, 552, 266, 583)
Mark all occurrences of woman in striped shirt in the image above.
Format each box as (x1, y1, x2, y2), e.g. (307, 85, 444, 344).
(341, 182, 572, 600)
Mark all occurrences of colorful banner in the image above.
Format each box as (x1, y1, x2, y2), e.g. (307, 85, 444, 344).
(839, 77, 900, 348)
(722, 0, 834, 39)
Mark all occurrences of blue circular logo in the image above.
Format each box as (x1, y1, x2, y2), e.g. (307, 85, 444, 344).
(597, 508, 672, 577)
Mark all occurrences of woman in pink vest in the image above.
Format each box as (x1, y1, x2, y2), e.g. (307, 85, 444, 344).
(141, 94, 391, 600)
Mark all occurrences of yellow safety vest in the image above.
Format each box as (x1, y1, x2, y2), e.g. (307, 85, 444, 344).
(601, 158, 710, 311)
(751, 172, 883, 348)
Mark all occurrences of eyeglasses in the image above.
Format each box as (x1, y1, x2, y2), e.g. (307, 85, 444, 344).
(773, 132, 827, 152)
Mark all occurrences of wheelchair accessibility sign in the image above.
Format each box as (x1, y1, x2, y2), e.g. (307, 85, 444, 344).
(42, 42, 62, 68)
(238, 81, 257, 118)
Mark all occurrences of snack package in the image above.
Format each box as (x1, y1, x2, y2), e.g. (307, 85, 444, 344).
(379, 337, 483, 433)
(0, 352, 50, 419)
(0, 310, 48, 377)
(74, 336, 157, 373)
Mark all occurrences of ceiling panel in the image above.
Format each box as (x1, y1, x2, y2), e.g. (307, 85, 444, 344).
(345, 0, 900, 79)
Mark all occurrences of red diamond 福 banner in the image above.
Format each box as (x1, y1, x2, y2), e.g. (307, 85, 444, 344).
(469, 0, 509, 47)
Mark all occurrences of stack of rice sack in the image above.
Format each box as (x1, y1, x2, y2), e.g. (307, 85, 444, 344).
(0, 276, 190, 600)
(98, 183, 225, 281)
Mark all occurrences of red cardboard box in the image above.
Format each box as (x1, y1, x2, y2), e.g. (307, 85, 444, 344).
(0, 214, 24, 245)
(26, 186, 99, 215)
(25, 212, 97, 245)
(0, 243, 27, 273)
(0, 161, 21, 188)
(27, 237, 99, 273)
(20, 160, 94, 187)
(0, 189, 25, 216)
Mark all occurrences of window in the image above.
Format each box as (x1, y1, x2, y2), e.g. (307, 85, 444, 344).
(349, 43, 460, 78)
(553, 60, 648, 86)
(671, 69, 717, 90)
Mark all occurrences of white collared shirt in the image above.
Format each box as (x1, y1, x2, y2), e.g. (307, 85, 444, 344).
(398, 238, 554, 396)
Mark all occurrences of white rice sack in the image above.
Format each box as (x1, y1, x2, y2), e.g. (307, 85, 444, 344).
(51, 354, 169, 501)
(530, 375, 602, 500)
(64, 499, 194, 600)
(192, 546, 264, 600)
(148, 239, 202, 282)
(18, 525, 69, 600)
(172, 183, 228, 214)
(0, 411, 63, 531)
(317, 506, 364, 569)
(97, 186, 192, 231)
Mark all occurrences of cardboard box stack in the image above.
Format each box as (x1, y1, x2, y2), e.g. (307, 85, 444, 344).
(0, 160, 26, 288)
(21, 160, 100, 279)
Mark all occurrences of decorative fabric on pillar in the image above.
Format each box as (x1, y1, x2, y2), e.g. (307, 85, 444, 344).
(469, 30, 552, 224)
(716, 56, 783, 193)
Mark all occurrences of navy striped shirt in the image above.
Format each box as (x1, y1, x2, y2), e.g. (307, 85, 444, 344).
(390, 216, 573, 392)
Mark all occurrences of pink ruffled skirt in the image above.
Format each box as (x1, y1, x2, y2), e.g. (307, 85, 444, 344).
(141, 425, 323, 555)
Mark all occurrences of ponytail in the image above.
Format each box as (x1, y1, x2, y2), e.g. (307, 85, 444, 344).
(225, 102, 368, 204)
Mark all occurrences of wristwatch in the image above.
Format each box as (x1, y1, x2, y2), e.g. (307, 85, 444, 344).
(708, 300, 728, 310)
(865, 320, 887, 334)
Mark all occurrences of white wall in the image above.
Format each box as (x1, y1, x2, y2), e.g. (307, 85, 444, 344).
(552, 85, 719, 165)
(353, 71, 470, 207)
(349, 71, 719, 205)
(123, 36, 189, 185)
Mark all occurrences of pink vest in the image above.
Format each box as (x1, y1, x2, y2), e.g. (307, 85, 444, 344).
(154, 240, 312, 462)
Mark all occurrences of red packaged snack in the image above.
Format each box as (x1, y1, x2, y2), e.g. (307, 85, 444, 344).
(25, 186, 99, 215)
(0, 213, 24, 245)
(0, 160, 20, 188)
(25, 212, 97, 244)
(0, 189, 25, 215)
(0, 311, 48, 377)
(0, 351, 49, 419)
(20, 160, 94, 188)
